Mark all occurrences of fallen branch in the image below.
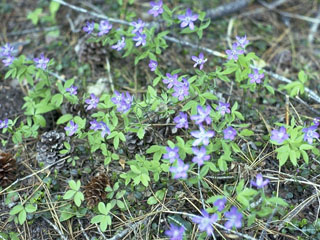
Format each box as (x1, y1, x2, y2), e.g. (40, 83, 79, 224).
(206, 0, 252, 20)
(42, 217, 68, 240)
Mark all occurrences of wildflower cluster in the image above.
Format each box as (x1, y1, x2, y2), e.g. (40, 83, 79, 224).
(111, 91, 133, 114)
(0, 43, 15, 66)
(1, 0, 319, 239)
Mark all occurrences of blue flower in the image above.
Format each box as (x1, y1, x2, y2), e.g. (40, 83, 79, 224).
(178, 8, 198, 30)
(64, 121, 78, 136)
(165, 224, 184, 240)
(192, 209, 218, 235)
(98, 20, 112, 36)
(191, 105, 211, 125)
(224, 207, 242, 230)
(174, 112, 188, 129)
(111, 37, 126, 51)
(192, 146, 210, 166)
(148, 1, 163, 17)
(169, 159, 189, 179)
(83, 21, 95, 34)
(190, 125, 215, 146)
(270, 126, 289, 144)
(302, 125, 319, 144)
(251, 173, 269, 189)
(223, 126, 237, 140)
(163, 146, 180, 163)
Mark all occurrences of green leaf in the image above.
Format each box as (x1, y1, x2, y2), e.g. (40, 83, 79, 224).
(147, 196, 157, 205)
(69, 180, 77, 189)
(113, 136, 119, 150)
(299, 144, 313, 150)
(10, 205, 24, 215)
(100, 216, 109, 231)
(18, 209, 26, 225)
(141, 173, 150, 187)
(277, 151, 289, 166)
(218, 157, 227, 171)
(130, 165, 141, 174)
(74, 192, 84, 207)
(289, 150, 297, 166)
(98, 202, 106, 214)
(91, 214, 105, 224)
(25, 204, 37, 213)
(57, 114, 73, 124)
(27, 8, 42, 25)
(49, 1, 60, 18)
(51, 93, 63, 107)
(267, 197, 288, 206)
(239, 129, 254, 137)
(116, 200, 125, 209)
(63, 190, 75, 200)
(137, 127, 145, 140)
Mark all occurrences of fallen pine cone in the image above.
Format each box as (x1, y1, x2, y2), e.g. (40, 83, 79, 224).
(0, 152, 17, 187)
(84, 172, 111, 208)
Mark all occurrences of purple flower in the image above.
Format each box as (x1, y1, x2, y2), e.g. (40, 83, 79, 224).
(83, 21, 95, 34)
(131, 19, 145, 34)
(165, 224, 184, 240)
(163, 73, 178, 89)
(216, 102, 230, 116)
(133, 33, 146, 47)
(214, 198, 227, 212)
(248, 69, 264, 84)
(0, 119, 9, 129)
(191, 105, 211, 125)
(223, 126, 237, 140)
(236, 35, 249, 49)
(111, 91, 133, 113)
(174, 112, 188, 129)
(169, 159, 189, 179)
(313, 117, 320, 126)
(85, 93, 99, 110)
(66, 85, 78, 96)
(111, 37, 126, 51)
(64, 121, 78, 136)
(98, 20, 112, 36)
(99, 121, 111, 138)
(302, 125, 319, 144)
(178, 8, 198, 30)
(224, 206, 243, 230)
(270, 126, 289, 144)
(90, 120, 110, 138)
(90, 119, 101, 131)
(148, 0, 163, 17)
(163, 146, 180, 163)
(34, 53, 49, 70)
(148, 59, 158, 72)
(190, 125, 215, 146)
(251, 173, 269, 189)
(172, 79, 189, 101)
(0, 43, 14, 57)
(192, 52, 207, 70)
(2, 55, 15, 66)
(225, 43, 244, 61)
(111, 91, 123, 105)
(192, 209, 218, 235)
(192, 146, 210, 166)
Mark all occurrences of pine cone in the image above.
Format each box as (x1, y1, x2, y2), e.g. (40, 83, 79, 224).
(75, 34, 108, 67)
(124, 112, 177, 156)
(125, 131, 154, 157)
(0, 152, 17, 187)
(36, 130, 69, 169)
(84, 173, 111, 208)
